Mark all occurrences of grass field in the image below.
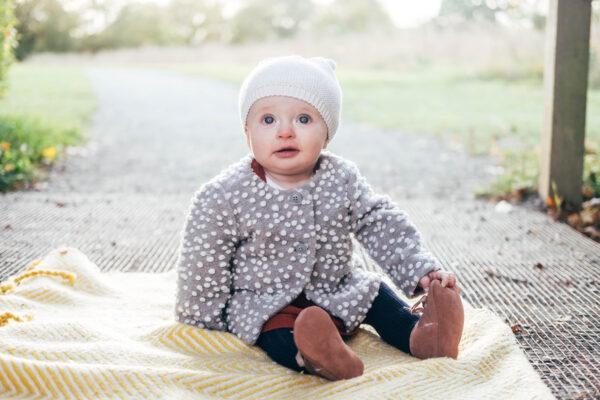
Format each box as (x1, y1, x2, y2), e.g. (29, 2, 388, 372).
(0, 63, 96, 128)
(0, 63, 96, 191)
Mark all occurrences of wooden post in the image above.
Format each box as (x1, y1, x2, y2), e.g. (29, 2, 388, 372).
(539, 0, 592, 208)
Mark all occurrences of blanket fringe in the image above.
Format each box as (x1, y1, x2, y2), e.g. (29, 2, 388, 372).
(0, 258, 77, 295)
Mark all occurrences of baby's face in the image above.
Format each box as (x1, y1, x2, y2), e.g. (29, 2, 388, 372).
(245, 96, 328, 183)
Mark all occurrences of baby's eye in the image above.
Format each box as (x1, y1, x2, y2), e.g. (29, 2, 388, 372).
(263, 116, 274, 124)
(298, 115, 310, 124)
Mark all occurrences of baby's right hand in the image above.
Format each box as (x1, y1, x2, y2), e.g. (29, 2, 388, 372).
(418, 269, 461, 294)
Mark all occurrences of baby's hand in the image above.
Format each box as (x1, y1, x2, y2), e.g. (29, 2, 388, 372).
(418, 270, 461, 294)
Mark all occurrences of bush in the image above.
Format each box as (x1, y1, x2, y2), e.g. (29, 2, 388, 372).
(0, 114, 82, 191)
(0, 0, 17, 95)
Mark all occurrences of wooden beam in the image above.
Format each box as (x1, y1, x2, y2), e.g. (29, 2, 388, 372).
(539, 0, 592, 207)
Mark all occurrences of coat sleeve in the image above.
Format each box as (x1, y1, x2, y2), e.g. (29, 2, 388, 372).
(345, 162, 441, 298)
(175, 183, 238, 331)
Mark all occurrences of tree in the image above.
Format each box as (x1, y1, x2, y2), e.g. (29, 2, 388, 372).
(168, 0, 225, 45)
(0, 0, 17, 96)
(229, 0, 394, 43)
(437, 0, 547, 29)
(94, 3, 172, 49)
(229, 0, 315, 43)
(14, 0, 79, 60)
(313, 0, 395, 34)
(439, 0, 498, 22)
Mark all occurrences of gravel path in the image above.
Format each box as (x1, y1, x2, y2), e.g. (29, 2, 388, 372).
(48, 67, 495, 198)
(1, 67, 599, 399)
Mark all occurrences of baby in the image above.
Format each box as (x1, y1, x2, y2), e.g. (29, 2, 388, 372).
(175, 56, 464, 380)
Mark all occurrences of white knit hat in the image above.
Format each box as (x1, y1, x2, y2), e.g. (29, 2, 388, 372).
(238, 55, 342, 141)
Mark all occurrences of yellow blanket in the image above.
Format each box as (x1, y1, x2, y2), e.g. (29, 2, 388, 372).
(0, 247, 554, 399)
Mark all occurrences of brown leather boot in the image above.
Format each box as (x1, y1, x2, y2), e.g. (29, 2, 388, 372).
(293, 306, 364, 380)
(409, 280, 464, 360)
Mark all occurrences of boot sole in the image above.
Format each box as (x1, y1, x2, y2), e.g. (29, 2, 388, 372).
(293, 306, 364, 380)
(409, 280, 464, 359)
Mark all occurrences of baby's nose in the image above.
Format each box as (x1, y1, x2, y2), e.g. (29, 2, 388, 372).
(277, 122, 295, 138)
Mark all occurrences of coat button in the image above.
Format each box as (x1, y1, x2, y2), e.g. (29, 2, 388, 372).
(294, 242, 308, 253)
(288, 192, 302, 204)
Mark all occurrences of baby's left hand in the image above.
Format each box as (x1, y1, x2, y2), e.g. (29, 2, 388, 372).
(418, 270, 461, 294)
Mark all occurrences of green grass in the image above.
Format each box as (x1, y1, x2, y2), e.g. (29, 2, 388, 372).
(160, 62, 600, 199)
(341, 69, 545, 155)
(0, 63, 96, 128)
(0, 63, 96, 191)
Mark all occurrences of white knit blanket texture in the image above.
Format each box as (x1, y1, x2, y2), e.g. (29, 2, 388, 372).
(0, 247, 555, 399)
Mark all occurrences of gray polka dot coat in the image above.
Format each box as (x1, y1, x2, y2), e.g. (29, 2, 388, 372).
(175, 151, 440, 345)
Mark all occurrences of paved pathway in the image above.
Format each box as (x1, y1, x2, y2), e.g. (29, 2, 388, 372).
(1, 67, 599, 399)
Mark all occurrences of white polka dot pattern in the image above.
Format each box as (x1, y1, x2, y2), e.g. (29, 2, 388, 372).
(175, 151, 440, 344)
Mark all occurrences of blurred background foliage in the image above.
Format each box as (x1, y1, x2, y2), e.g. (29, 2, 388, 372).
(7, 0, 599, 92)
(10, 0, 400, 57)
(0, 0, 17, 95)
(8, 0, 574, 59)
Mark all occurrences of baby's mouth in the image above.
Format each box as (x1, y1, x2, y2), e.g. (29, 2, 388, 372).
(274, 147, 300, 157)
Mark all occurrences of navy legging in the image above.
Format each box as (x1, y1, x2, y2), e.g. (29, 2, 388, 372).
(255, 281, 420, 372)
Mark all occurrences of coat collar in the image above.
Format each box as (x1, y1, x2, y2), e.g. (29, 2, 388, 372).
(246, 153, 330, 193)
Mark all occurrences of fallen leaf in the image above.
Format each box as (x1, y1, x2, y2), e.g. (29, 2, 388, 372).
(534, 262, 544, 269)
(580, 207, 599, 225)
(582, 186, 595, 198)
(484, 269, 528, 284)
(582, 198, 600, 209)
(567, 213, 583, 229)
(513, 188, 528, 201)
(54, 202, 67, 208)
(583, 226, 600, 241)
(511, 325, 522, 334)
(484, 269, 500, 277)
(555, 315, 572, 323)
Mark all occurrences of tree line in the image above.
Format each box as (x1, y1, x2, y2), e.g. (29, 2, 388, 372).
(5, 0, 562, 61)
(11, 0, 398, 60)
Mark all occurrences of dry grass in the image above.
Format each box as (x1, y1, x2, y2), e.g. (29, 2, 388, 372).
(28, 22, 600, 85)
(26, 26, 542, 69)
